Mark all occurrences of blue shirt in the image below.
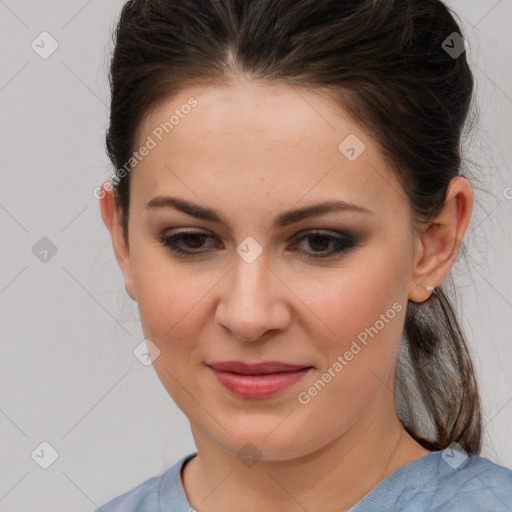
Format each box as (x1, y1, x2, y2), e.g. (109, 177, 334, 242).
(93, 448, 512, 511)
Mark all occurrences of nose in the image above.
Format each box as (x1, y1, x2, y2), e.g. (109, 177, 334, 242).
(215, 249, 291, 343)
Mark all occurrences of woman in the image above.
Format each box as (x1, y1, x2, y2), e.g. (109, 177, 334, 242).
(94, 0, 512, 510)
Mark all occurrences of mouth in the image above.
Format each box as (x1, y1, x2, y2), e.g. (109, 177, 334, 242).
(206, 361, 314, 398)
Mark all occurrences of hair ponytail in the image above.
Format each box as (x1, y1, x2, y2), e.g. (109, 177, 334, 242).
(396, 284, 482, 454)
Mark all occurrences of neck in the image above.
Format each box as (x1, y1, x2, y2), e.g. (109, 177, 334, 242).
(181, 400, 430, 512)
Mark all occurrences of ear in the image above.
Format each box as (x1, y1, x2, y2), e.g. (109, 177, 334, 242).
(99, 181, 137, 301)
(408, 176, 473, 303)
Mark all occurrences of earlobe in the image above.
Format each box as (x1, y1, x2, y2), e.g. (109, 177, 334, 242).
(98, 181, 137, 302)
(408, 176, 473, 303)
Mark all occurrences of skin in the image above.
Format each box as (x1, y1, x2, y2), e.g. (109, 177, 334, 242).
(100, 74, 473, 512)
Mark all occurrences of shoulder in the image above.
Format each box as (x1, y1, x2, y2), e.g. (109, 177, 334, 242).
(92, 473, 162, 512)
(92, 453, 195, 512)
(351, 449, 512, 512)
(409, 450, 512, 511)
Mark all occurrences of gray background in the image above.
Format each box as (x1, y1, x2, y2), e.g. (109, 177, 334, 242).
(0, 1, 511, 510)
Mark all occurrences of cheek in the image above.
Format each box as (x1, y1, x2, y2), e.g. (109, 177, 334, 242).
(132, 255, 211, 410)
(293, 258, 406, 351)
(289, 261, 407, 402)
(290, 273, 406, 439)
(130, 243, 206, 351)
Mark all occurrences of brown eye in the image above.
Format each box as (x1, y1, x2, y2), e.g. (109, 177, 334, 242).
(158, 229, 219, 257)
(287, 231, 357, 260)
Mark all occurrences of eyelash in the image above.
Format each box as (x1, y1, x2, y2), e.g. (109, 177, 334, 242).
(157, 229, 358, 260)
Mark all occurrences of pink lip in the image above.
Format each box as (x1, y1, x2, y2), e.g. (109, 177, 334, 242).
(206, 361, 313, 398)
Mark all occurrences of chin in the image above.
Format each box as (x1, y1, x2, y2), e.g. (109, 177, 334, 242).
(217, 425, 319, 463)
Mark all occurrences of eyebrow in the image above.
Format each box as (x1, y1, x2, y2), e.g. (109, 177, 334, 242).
(144, 195, 373, 230)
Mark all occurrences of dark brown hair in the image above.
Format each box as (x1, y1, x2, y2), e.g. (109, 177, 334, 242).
(105, 0, 482, 454)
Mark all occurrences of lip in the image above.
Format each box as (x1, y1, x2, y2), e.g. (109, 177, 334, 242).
(207, 361, 311, 374)
(206, 361, 313, 398)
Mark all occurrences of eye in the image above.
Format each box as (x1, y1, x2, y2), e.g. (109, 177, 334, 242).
(287, 230, 358, 260)
(158, 228, 359, 260)
(158, 229, 219, 257)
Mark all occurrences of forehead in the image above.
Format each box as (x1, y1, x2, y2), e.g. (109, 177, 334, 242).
(138, 77, 360, 150)
(131, 78, 405, 218)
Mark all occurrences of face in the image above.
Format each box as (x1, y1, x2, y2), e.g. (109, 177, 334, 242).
(103, 75, 427, 461)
